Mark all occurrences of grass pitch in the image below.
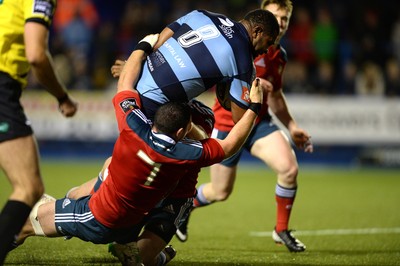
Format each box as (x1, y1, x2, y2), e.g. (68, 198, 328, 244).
(1, 160, 400, 265)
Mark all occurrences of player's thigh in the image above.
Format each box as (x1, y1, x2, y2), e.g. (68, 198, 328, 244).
(250, 130, 297, 174)
(0, 135, 43, 202)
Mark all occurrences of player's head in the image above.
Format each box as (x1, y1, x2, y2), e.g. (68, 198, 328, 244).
(261, 0, 293, 42)
(154, 102, 192, 141)
(242, 9, 279, 56)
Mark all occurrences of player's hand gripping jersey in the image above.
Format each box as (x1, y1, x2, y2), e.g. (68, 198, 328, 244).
(213, 44, 288, 131)
(88, 91, 225, 228)
(136, 10, 256, 110)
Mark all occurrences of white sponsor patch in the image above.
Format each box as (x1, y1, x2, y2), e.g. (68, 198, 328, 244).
(33, 0, 54, 17)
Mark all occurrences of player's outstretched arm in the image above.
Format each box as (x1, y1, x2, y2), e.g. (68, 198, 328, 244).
(218, 78, 262, 158)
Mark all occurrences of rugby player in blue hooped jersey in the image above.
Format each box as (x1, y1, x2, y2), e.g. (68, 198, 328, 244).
(112, 8, 279, 123)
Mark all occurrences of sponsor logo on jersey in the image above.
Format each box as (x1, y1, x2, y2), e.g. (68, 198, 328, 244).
(119, 98, 139, 113)
(148, 51, 167, 71)
(33, 0, 55, 18)
(218, 17, 235, 39)
(241, 86, 250, 103)
(218, 17, 234, 27)
(164, 41, 186, 68)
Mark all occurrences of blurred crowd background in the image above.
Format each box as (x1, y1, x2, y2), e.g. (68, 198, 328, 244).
(31, 0, 400, 98)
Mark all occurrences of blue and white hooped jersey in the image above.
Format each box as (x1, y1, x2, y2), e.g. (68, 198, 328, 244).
(136, 10, 256, 110)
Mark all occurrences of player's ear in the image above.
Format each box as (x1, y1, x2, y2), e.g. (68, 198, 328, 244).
(252, 25, 264, 39)
(175, 127, 185, 141)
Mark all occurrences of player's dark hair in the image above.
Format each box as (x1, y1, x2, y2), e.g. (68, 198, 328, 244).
(244, 9, 279, 42)
(154, 102, 191, 136)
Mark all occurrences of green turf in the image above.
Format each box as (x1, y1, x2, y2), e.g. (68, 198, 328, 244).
(1, 160, 400, 265)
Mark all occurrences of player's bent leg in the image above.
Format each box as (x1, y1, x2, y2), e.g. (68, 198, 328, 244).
(66, 177, 97, 199)
(206, 163, 238, 202)
(251, 130, 298, 188)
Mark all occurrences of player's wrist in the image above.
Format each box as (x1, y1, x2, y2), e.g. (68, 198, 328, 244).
(134, 42, 153, 54)
(57, 93, 70, 105)
(134, 34, 159, 54)
(248, 102, 261, 115)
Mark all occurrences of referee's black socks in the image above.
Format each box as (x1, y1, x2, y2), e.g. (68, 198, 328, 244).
(0, 200, 31, 264)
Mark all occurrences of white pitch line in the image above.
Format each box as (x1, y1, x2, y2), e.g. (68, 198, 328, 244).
(250, 227, 400, 237)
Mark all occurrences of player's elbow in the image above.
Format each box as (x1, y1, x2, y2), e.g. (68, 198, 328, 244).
(26, 50, 47, 67)
(221, 142, 238, 159)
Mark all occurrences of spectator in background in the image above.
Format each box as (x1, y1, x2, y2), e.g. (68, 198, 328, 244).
(283, 61, 314, 93)
(384, 58, 400, 97)
(53, 0, 99, 90)
(338, 60, 357, 95)
(355, 61, 385, 97)
(354, 9, 387, 67)
(312, 7, 338, 63)
(286, 7, 315, 68)
(311, 60, 336, 94)
(390, 14, 400, 66)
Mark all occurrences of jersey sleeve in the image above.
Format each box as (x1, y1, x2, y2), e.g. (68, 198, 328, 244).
(198, 138, 225, 167)
(167, 10, 197, 32)
(254, 45, 288, 91)
(24, 0, 56, 28)
(229, 77, 253, 109)
(112, 91, 142, 132)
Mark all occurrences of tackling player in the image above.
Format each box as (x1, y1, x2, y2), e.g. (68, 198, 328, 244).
(176, 0, 314, 253)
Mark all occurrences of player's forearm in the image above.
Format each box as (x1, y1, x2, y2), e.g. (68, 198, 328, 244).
(117, 50, 146, 93)
(154, 27, 173, 50)
(31, 51, 69, 99)
(220, 109, 257, 158)
(269, 90, 296, 129)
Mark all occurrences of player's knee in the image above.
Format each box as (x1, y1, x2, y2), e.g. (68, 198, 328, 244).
(144, 219, 176, 243)
(278, 163, 298, 186)
(214, 187, 232, 201)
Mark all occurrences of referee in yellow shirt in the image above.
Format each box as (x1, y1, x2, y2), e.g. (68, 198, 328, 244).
(0, 0, 78, 262)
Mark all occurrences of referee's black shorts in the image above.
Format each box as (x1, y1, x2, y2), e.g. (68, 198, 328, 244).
(0, 72, 33, 142)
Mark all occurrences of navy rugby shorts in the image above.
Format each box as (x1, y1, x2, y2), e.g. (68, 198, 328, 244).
(55, 196, 142, 244)
(212, 119, 279, 167)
